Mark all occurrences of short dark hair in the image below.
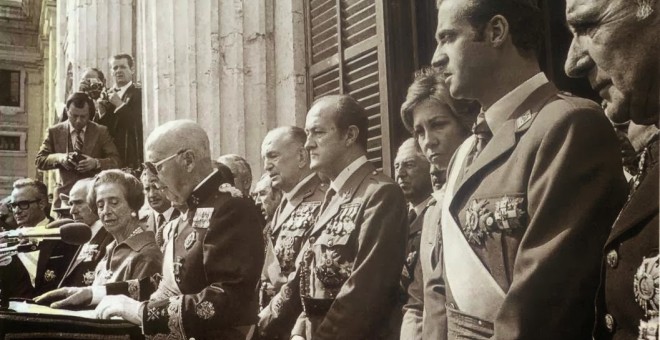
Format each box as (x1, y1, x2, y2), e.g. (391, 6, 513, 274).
(312, 95, 368, 149)
(446, 0, 544, 55)
(88, 169, 145, 215)
(85, 67, 106, 85)
(12, 178, 48, 203)
(66, 92, 95, 118)
(111, 54, 134, 69)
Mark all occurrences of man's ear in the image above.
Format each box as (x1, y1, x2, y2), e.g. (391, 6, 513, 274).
(181, 150, 196, 173)
(345, 125, 359, 146)
(297, 146, 309, 168)
(487, 15, 509, 48)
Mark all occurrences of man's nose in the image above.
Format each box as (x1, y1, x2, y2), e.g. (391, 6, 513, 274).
(304, 138, 314, 150)
(564, 38, 595, 78)
(431, 48, 448, 70)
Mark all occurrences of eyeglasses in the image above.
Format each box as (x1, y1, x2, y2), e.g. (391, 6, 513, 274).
(143, 149, 189, 175)
(8, 199, 40, 211)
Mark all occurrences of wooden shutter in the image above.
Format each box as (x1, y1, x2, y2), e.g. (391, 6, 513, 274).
(305, 0, 392, 174)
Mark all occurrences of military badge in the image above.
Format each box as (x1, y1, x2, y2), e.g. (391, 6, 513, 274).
(315, 249, 352, 290)
(77, 244, 99, 262)
(82, 270, 95, 285)
(516, 111, 533, 129)
(104, 269, 114, 280)
(326, 203, 359, 236)
(147, 307, 166, 321)
(274, 235, 300, 274)
(634, 255, 659, 319)
(184, 231, 197, 250)
(638, 316, 659, 340)
(192, 208, 214, 229)
(173, 256, 184, 283)
(493, 196, 526, 231)
(196, 301, 215, 320)
(44, 269, 56, 282)
(463, 199, 491, 245)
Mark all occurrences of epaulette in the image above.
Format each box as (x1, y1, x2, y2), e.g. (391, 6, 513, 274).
(218, 183, 243, 198)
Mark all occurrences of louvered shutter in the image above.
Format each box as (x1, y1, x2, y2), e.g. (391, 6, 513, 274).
(305, 0, 392, 174)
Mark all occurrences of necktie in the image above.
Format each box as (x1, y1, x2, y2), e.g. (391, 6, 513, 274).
(155, 214, 165, 248)
(320, 188, 336, 214)
(465, 113, 492, 170)
(408, 208, 418, 224)
(74, 129, 84, 153)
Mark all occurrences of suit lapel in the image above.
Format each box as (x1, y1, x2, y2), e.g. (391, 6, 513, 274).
(122, 84, 135, 102)
(452, 82, 558, 204)
(310, 162, 373, 236)
(59, 123, 71, 153)
(607, 163, 659, 245)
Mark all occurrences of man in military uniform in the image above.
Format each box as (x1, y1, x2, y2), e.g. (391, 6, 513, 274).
(37, 120, 265, 340)
(289, 95, 408, 340)
(58, 178, 114, 287)
(430, 0, 628, 338)
(257, 126, 326, 339)
(394, 138, 432, 292)
(564, 0, 659, 338)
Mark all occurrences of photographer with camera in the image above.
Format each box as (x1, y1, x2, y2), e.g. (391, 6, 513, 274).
(36, 92, 121, 211)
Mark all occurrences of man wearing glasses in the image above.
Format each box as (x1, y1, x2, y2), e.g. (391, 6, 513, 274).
(140, 169, 180, 249)
(38, 120, 265, 340)
(0, 179, 77, 301)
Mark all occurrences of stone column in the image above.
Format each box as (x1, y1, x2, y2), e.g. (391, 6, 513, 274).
(138, 0, 307, 178)
(65, 0, 135, 87)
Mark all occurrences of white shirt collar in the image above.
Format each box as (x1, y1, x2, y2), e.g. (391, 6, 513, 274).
(483, 72, 548, 135)
(114, 81, 133, 99)
(68, 122, 87, 134)
(153, 206, 175, 222)
(283, 173, 316, 202)
(330, 156, 368, 193)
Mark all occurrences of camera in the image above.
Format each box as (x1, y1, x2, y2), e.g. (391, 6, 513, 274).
(79, 78, 104, 100)
(70, 152, 85, 164)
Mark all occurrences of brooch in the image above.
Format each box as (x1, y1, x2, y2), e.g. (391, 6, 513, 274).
(634, 255, 659, 318)
(44, 269, 56, 282)
(196, 301, 215, 320)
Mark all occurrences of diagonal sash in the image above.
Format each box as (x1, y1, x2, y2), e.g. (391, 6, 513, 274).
(441, 136, 505, 321)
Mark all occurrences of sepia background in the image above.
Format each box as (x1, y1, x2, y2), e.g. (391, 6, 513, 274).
(0, 0, 597, 196)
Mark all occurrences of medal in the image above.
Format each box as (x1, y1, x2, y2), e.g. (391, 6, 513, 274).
(634, 255, 659, 318)
(82, 270, 95, 285)
(44, 269, 56, 282)
(192, 208, 214, 229)
(184, 231, 197, 250)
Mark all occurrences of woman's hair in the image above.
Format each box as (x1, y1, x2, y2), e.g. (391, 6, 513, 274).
(400, 67, 480, 133)
(88, 169, 145, 215)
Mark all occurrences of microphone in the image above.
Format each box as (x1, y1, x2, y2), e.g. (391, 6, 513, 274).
(0, 242, 38, 254)
(0, 223, 92, 245)
(46, 219, 75, 229)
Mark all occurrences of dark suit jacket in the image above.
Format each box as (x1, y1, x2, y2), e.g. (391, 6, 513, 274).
(401, 196, 444, 340)
(58, 226, 114, 288)
(143, 209, 181, 248)
(112, 84, 143, 169)
(443, 82, 628, 339)
(35, 121, 120, 209)
(1, 239, 78, 300)
(106, 170, 264, 340)
(594, 151, 658, 340)
(291, 160, 408, 340)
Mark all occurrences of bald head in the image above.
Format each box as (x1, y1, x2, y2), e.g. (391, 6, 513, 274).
(145, 120, 214, 205)
(146, 120, 211, 161)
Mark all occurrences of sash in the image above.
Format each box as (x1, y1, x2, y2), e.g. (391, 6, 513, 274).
(151, 221, 182, 300)
(441, 136, 505, 321)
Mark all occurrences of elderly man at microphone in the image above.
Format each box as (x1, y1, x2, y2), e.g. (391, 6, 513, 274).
(0, 178, 84, 301)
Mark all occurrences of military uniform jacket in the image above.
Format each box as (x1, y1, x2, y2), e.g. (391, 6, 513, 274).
(441, 80, 628, 339)
(59, 226, 114, 287)
(1, 238, 78, 299)
(401, 192, 446, 340)
(258, 174, 326, 338)
(594, 137, 659, 340)
(401, 197, 432, 293)
(291, 160, 408, 340)
(105, 170, 265, 340)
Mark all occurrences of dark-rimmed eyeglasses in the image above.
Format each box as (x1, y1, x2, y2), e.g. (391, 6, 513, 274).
(143, 149, 189, 176)
(8, 199, 40, 211)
